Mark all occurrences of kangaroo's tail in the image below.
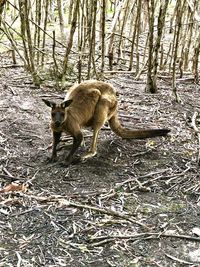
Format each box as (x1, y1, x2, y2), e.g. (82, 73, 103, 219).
(109, 114, 170, 139)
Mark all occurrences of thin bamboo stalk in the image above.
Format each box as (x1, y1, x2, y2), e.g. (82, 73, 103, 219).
(41, 0, 49, 66)
(62, 0, 80, 83)
(87, 0, 97, 79)
(101, 0, 106, 72)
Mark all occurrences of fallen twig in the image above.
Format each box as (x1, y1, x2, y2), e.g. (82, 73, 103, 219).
(165, 253, 194, 265)
(88, 232, 200, 247)
(116, 169, 171, 188)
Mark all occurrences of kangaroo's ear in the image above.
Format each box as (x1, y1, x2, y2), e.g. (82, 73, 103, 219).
(42, 99, 56, 108)
(61, 99, 73, 109)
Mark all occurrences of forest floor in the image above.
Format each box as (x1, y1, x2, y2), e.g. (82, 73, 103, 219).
(1, 61, 200, 267)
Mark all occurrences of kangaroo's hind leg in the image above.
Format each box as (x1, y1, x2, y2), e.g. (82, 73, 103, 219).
(81, 99, 110, 160)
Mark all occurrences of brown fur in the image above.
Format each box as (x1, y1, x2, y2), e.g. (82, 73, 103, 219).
(43, 80, 170, 166)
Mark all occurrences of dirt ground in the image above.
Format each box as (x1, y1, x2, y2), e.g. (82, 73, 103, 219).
(1, 63, 200, 266)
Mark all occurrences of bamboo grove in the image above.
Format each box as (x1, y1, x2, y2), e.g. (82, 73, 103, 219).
(0, 0, 200, 97)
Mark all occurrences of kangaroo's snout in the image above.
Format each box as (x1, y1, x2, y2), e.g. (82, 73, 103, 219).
(55, 121, 61, 127)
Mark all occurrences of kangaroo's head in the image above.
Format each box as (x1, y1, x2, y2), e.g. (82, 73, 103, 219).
(42, 99, 73, 130)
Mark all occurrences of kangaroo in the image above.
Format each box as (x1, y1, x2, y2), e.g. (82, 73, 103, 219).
(42, 80, 170, 166)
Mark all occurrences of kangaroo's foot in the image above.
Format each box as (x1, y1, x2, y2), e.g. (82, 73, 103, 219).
(81, 151, 97, 161)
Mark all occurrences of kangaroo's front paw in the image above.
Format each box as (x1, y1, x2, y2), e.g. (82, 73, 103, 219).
(59, 161, 71, 167)
(59, 155, 72, 167)
(71, 156, 82, 165)
(46, 156, 57, 163)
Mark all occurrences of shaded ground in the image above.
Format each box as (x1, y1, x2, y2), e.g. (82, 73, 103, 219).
(1, 63, 200, 266)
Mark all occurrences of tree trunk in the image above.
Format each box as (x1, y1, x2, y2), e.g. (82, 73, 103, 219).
(18, 0, 30, 70)
(0, 0, 6, 26)
(128, 0, 138, 71)
(172, 0, 186, 102)
(57, 0, 65, 40)
(62, 0, 79, 84)
(145, 0, 155, 93)
(193, 30, 200, 83)
(101, 0, 106, 72)
(107, 0, 124, 70)
(87, 0, 98, 79)
(41, 0, 49, 66)
(152, 0, 169, 91)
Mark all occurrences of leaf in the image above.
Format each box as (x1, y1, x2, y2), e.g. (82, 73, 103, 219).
(78, 244, 89, 253)
(0, 182, 28, 194)
(146, 140, 156, 147)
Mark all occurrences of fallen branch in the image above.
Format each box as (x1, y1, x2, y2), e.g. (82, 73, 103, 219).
(0, 64, 24, 68)
(67, 201, 149, 229)
(89, 232, 200, 243)
(88, 232, 200, 247)
(20, 194, 149, 229)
